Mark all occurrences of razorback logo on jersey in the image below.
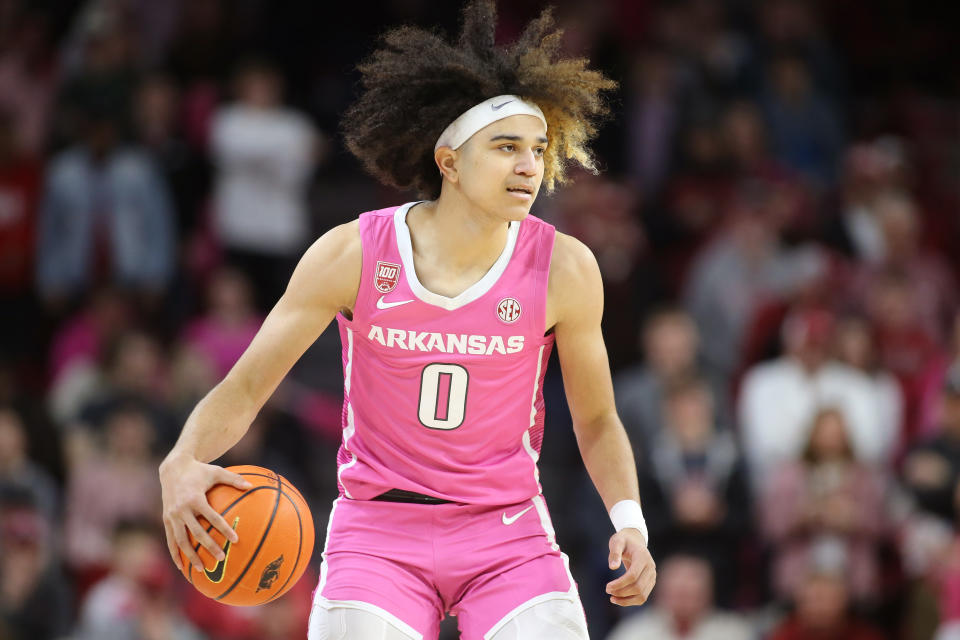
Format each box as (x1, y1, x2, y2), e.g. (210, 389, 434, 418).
(374, 261, 401, 293)
(497, 297, 522, 323)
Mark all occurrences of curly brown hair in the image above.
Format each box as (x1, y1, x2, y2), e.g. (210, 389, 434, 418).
(341, 1, 617, 199)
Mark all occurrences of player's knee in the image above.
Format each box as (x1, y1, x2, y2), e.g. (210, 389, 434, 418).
(307, 605, 418, 640)
(488, 597, 590, 640)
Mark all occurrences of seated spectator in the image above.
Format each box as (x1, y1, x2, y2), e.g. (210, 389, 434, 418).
(0, 492, 72, 640)
(760, 408, 889, 603)
(614, 307, 729, 457)
(919, 311, 960, 441)
(853, 190, 956, 345)
(639, 376, 751, 605)
(75, 519, 202, 640)
(865, 268, 945, 446)
(684, 187, 827, 381)
(903, 366, 960, 524)
(56, 328, 177, 463)
(64, 402, 162, 581)
(0, 406, 59, 525)
(605, 554, 754, 640)
(739, 308, 890, 488)
(180, 266, 262, 379)
(768, 538, 885, 640)
(833, 314, 904, 456)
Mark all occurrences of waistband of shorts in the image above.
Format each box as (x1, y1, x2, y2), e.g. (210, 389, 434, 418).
(370, 488, 454, 505)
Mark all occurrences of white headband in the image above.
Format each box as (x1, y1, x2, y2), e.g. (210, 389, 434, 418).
(434, 95, 547, 151)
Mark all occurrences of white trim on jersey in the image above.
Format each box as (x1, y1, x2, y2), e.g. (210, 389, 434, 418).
(394, 202, 521, 311)
(483, 496, 582, 640)
(337, 328, 358, 498)
(522, 344, 547, 491)
(315, 497, 340, 594)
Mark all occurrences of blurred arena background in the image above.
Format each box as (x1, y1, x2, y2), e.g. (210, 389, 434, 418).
(0, 0, 958, 638)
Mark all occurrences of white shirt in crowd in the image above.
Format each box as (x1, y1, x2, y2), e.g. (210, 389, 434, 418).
(605, 610, 755, 640)
(738, 357, 896, 488)
(211, 104, 316, 255)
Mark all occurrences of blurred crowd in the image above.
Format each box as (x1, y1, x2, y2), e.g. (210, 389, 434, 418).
(0, 0, 957, 639)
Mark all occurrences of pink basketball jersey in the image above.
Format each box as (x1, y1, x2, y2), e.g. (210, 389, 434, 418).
(334, 201, 556, 505)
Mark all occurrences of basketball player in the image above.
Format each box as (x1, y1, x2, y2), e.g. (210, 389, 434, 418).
(160, 3, 656, 638)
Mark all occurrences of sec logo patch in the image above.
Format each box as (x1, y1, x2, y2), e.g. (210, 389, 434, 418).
(375, 261, 401, 293)
(497, 297, 522, 323)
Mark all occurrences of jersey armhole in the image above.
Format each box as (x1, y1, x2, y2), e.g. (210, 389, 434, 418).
(536, 222, 557, 340)
(338, 214, 369, 326)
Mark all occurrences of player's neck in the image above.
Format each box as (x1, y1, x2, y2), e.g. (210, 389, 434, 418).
(410, 192, 512, 272)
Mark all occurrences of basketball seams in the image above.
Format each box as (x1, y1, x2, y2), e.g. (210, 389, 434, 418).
(215, 472, 283, 601)
(262, 489, 305, 604)
(186, 485, 278, 585)
(179, 466, 314, 605)
(237, 471, 304, 501)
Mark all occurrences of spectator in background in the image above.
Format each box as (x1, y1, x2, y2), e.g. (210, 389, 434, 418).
(639, 376, 751, 605)
(210, 58, 319, 311)
(615, 306, 728, 457)
(823, 140, 910, 263)
(51, 328, 176, 463)
(739, 308, 891, 487)
(35, 104, 175, 310)
(0, 8, 58, 156)
(0, 407, 59, 526)
(133, 72, 210, 243)
(856, 190, 956, 345)
(624, 48, 681, 196)
(0, 106, 43, 366)
(760, 408, 889, 604)
(760, 52, 842, 188)
(833, 314, 904, 457)
(51, 7, 140, 149)
(684, 185, 827, 381)
(0, 108, 41, 299)
(75, 519, 202, 640)
(768, 538, 885, 640)
(0, 492, 72, 640)
(605, 554, 754, 640)
(180, 266, 262, 379)
(864, 268, 944, 446)
(903, 366, 960, 525)
(64, 402, 162, 582)
(919, 312, 960, 440)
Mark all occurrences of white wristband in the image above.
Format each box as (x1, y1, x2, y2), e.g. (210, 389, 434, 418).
(609, 499, 649, 547)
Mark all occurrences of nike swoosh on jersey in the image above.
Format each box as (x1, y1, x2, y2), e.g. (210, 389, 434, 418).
(203, 517, 240, 583)
(377, 296, 415, 310)
(491, 100, 514, 110)
(501, 505, 533, 525)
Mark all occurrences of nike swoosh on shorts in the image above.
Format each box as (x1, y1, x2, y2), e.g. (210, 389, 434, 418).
(377, 296, 414, 310)
(501, 505, 533, 525)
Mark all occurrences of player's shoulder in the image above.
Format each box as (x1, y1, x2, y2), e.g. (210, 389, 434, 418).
(548, 232, 603, 326)
(549, 231, 601, 288)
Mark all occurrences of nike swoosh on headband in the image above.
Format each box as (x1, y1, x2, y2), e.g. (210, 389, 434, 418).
(491, 100, 514, 110)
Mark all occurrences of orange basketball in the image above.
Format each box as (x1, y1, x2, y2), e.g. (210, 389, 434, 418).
(177, 464, 315, 606)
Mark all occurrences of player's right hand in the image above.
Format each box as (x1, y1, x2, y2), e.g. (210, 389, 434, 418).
(159, 453, 252, 572)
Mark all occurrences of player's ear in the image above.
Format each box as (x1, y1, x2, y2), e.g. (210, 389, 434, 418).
(435, 146, 460, 184)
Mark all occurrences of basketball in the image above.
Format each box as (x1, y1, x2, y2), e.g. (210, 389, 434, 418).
(176, 465, 315, 606)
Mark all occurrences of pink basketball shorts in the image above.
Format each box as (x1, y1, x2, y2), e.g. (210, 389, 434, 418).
(311, 494, 583, 640)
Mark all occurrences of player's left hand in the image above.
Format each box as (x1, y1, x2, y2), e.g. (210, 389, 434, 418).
(605, 528, 656, 606)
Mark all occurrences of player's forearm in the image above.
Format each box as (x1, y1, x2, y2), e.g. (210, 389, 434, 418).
(163, 378, 260, 466)
(574, 413, 641, 511)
